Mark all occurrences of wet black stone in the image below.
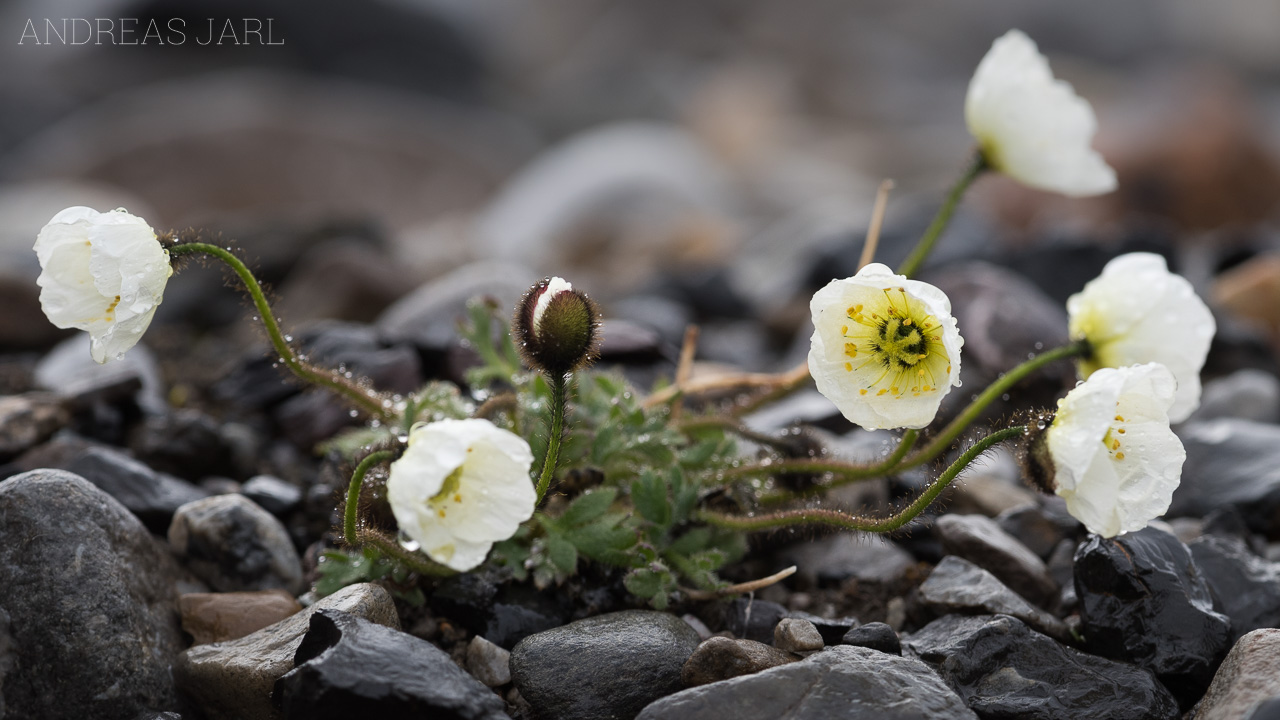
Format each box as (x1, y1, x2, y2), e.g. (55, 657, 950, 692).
(917, 555, 1069, 641)
(904, 614, 1178, 720)
(999, 238, 1173, 307)
(128, 409, 234, 481)
(32, 442, 210, 534)
(840, 622, 901, 655)
(430, 572, 568, 649)
(215, 321, 422, 412)
(1203, 506, 1269, 556)
(784, 611, 858, 646)
(935, 514, 1058, 608)
(511, 610, 701, 720)
(1189, 534, 1280, 643)
(1171, 420, 1280, 538)
(996, 503, 1072, 560)
(704, 598, 789, 644)
(273, 609, 506, 720)
(240, 475, 304, 517)
(1074, 527, 1232, 707)
(1247, 697, 1280, 720)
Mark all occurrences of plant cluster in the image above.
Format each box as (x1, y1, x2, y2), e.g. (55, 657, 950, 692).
(31, 29, 1216, 609)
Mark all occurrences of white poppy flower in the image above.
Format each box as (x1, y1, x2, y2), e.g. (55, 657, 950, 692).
(1046, 363, 1184, 538)
(965, 29, 1117, 197)
(808, 263, 964, 429)
(1068, 253, 1215, 423)
(34, 207, 171, 364)
(387, 418, 536, 572)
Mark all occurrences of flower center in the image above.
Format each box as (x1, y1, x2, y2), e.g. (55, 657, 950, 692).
(429, 464, 466, 518)
(1102, 408, 1127, 461)
(838, 287, 951, 399)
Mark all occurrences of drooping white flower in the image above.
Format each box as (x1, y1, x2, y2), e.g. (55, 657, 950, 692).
(1068, 252, 1215, 423)
(34, 207, 171, 364)
(1046, 363, 1184, 538)
(966, 29, 1117, 197)
(387, 418, 536, 572)
(809, 263, 964, 429)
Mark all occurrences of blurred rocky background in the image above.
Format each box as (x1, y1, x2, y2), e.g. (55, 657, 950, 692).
(2, 0, 1279, 380)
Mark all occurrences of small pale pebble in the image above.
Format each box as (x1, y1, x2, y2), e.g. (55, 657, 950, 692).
(773, 618, 824, 653)
(885, 597, 907, 631)
(682, 614, 713, 641)
(467, 635, 512, 687)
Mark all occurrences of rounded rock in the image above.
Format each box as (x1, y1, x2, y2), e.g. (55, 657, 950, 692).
(0, 469, 186, 719)
(511, 609, 701, 720)
(169, 494, 303, 593)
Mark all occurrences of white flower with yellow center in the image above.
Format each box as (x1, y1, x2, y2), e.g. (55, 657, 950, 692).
(1045, 363, 1184, 538)
(1068, 252, 1215, 423)
(966, 29, 1117, 197)
(34, 207, 172, 364)
(808, 263, 964, 429)
(387, 418, 536, 572)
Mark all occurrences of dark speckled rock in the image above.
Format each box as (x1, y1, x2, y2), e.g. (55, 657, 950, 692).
(638, 645, 976, 720)
(905, 614, 1177, 720)
(510, 610, 701, 720)
(0, 470, 186, 720)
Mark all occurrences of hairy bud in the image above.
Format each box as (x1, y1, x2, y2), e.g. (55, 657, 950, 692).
(1014, 410, 1057, 495)
(514, 277, 600, 376)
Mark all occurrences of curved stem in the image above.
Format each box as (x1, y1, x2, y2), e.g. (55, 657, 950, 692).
(897, 151, 988, 279)
(168, 241, 393, 421)
(900, 341, 1087, 470)
(679, 415, 812, 453)
(343, 450, 397, 544)
(742, 429, 920, 506)
(701, 425, 1026, 534)
(535, 373, 569, 504)
(356, 529, 455, 577)
(475, 392, 518, 422)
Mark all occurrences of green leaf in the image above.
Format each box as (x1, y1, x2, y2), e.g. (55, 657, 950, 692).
(490, 538, 531, 581)
(631, 472, 671, 527)
(624, 563, 677, 610)
(679, 438, 721, 467)
(668, 527, 712, 556)
(545, 534, 579, 573)
(558, 487, 618, 528)
(624, 568, 665, 598)
(564, 512, 637, 564)
(460, 298, 524, 387)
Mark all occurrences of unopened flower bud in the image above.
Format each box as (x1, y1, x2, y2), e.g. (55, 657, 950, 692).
(514, 277, 599, 376)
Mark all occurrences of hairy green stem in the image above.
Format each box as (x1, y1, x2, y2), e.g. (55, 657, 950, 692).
(168, 241, 393, 421)
(343, 450, 397, 544)
(701, 425, 1026, 534)
(900, 341, 1087, 470)
(740, 430, 920, 506)
(356, 530, 455, 577)
(679, 415, 813, 453)
(716, 342, 1084, 499)
(535, 373, 569, 503)
(897, 152, 988, 279)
